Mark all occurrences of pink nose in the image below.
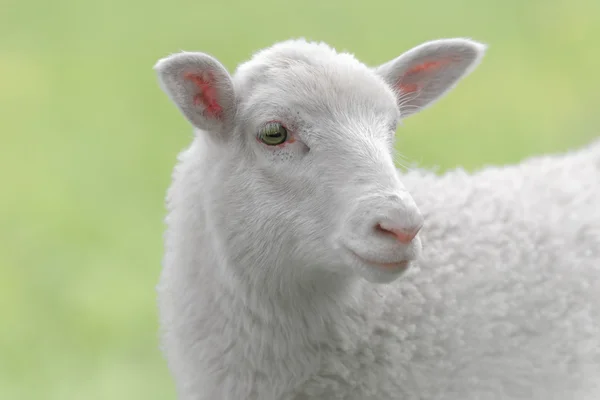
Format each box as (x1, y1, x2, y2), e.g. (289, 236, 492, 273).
(376, 222, 422, 244)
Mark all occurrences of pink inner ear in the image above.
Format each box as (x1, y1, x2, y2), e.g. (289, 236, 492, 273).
(397, 59, 452, 94)
(184, 72, 223, 118)
(398, 83, 419, 93)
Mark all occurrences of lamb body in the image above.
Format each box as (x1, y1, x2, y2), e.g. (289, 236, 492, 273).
(154, 38, 600, 400)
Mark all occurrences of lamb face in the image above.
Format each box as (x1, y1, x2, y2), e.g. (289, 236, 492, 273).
(154, 38, 486, 285)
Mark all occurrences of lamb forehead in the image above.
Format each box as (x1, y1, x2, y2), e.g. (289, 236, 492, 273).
(233, 39, 398, 112)
(242, 39, 363, 72)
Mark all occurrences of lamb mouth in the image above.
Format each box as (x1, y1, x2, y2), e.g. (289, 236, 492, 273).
(344, 248, 411, 271)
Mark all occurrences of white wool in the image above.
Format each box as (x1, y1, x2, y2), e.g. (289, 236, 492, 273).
(154, 38, 600, 400)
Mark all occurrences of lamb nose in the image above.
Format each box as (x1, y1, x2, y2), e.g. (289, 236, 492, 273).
(376, 222, 422, 244)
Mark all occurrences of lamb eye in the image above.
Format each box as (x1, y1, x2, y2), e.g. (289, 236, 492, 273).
(259, 122, 288, 146)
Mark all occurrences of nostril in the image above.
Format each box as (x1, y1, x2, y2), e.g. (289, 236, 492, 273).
(376, 222, 422, 244)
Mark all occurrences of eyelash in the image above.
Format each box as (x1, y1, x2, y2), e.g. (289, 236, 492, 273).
(257, 121, 297, 147)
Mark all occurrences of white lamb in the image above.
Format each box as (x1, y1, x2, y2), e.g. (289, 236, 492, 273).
(153, 38, 600, 400)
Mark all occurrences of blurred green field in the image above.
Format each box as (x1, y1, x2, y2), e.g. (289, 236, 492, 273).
(1, 0, 598, 398)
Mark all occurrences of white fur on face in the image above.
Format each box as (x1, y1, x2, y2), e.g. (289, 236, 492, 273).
(202, 41, 421, 285)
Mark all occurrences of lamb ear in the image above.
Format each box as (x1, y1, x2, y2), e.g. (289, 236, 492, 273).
(374, 38, 486, 118)
(154, 52, 236, 134)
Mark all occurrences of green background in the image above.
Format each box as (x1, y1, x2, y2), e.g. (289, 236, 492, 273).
(2, 0, 598, 398)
